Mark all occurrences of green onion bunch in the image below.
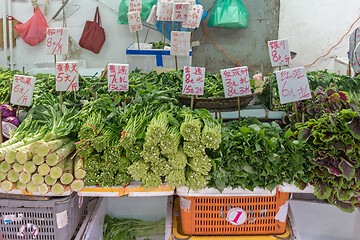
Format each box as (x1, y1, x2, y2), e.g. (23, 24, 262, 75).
(145, 111, 169, 145)
(121, 112, 147, 149)
(195, 109, 222, 150)
(180, 112, 202, 142)
(76, 141, 94, 159)
(78, 111, 104, 141)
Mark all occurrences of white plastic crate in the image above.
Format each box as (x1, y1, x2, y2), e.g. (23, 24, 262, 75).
(80, 196, 172, 240)
(176, 186, 276, 197)
(126, 43, 192, 72)
(0, 194, 88, 240)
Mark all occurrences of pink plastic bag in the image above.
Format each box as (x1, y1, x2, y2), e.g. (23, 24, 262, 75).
(14, 7, 48, 46)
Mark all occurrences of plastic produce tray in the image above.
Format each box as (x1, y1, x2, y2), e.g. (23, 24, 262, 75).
(0, 193, 88, 240)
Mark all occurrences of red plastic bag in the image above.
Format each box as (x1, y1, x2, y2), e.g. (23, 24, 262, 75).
(14, 7, 48, 46)
(79, 7, 106, 54)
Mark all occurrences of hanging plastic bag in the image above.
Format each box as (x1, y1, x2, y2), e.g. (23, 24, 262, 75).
(79, 7, 106, 54)
(118, 0, 158, 24)
(348, 27, 360, 77)
(208, 0, 248, 29)
(14, 7, 48, 46)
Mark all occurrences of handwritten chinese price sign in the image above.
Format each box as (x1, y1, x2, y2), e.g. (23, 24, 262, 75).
(128, 0, 142, 12)
(157, 0, 173, 21)
(146, 5, 157, 25)
(172, 3, 190, 21)
(127, 11, 142, 32)
(267, 39, 291, 67)
(182, 5, 203, 29)
(55, 62, 79, 92)
(171, 31, 191, 56)
(220, 67, 252, 98)
(275, 67, 311, 104)
(46, 28, 68, 55)
(107, 64, 129, 92)
(10, 75, 35, 107)
(182, 66, 205, 95)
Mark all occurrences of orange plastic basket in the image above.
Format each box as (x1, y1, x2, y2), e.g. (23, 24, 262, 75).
(180, 190, 289, 236)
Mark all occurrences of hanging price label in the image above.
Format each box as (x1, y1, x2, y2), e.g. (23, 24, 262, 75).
(268, 39, 291, 67)
(107, 64, 129, 92)
(55, 62, 79, 92)
(220, 66, 252, 98)
(128, 11, 143, 32)
(171, 31, 191, 56)
(275, 67, 311, 104)
(46, 28, 68, 55)
(182, 66, 205, 95)
(172, 2, 190, 21)
(146, 5, 157, 25)
(10, 75, 35, 107)
(129, 0, 142, 12)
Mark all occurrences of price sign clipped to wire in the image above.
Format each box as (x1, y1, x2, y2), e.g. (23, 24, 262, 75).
(171, 31, 191, 56)
(10, 75, 35, 107)
(107, 64, 129, 92)
(55, 62, 79, 91)
(128, 11, 143, 32)
(157, 0, 174, 21)
(182, 66, 205, 95)
(46, 28, 68, 55)
(275, 67, 311, 104)
(172, 2, 190, 21)
(129, 0, 142, 12)
(267, 39, 291, 67)
(220, 67, 252, 98)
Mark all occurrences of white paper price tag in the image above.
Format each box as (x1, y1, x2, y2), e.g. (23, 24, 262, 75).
(146, 5, 157, 25)
(171, 31, 191, 56)
(182, 66, 205, 95)
(128, 11, 143, 32)
(129, 0, 142, 12)
(172, 3, 190, 21)
(157, 0, 174, 21)
(275, 67, 311, 104)
(46, 28, 68, 55)
(107, 64, 129, 92)
(182, 5, 203, 29)
(10, 75, 35, 107)
(220, 66, 252, 98)
(55, 62, 79, 92)
(268, 39, 291, 67)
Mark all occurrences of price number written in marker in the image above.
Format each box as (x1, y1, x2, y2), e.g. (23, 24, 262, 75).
(10, 75, 35, 107)
(107, 64, 129, 92)
(220, 66, 252, 98)
(171, 31, 191, 56)
(46, 28, 68, 55)
(172, 2, 190, 21)
(275, 67, 311, 104)
(128, 11, 143, 32)
(129, 0, 142, 12)
(146, 5, 157, 25)
(267, 39, 291, 67)
(182, 5, 203, 29)
(55, 62, 79, 92)
(182, 66, 205, 95)
(157, 0, 174, 21)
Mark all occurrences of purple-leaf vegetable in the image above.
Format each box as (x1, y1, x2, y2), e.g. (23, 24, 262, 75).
(0, 104, 16, 119)
(3, 117, 20, 127)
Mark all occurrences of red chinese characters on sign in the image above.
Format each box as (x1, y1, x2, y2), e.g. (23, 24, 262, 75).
(275, 67, 311, 104)
(127, 11, 143, 32)
(220, 67, 251, 98)
(107, 64, 129, 92)
(128, 0, 142, 13)
(172, 3, 190, 22)
(46, 28, 68, 55)
(267, 39, 291, 67)
(182, 5, 203, 29)
(157, 0, 174, 21)
(55, 62, 79, 92)
(10, 75, 35, 107)
(170, 31, 191, 56)
(146, 5, 157, 25)
(182, 66, 205, 96)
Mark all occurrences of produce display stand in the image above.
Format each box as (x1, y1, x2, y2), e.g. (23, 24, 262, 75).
(78, 181, 174, 197)
(0, 187, 73, 197)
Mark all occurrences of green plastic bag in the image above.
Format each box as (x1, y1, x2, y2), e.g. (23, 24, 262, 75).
(118, 0, 157, 24)
(208, 0, 248, 28)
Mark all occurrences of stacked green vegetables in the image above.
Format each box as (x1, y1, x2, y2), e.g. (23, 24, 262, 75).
(0, 95, 85, 194)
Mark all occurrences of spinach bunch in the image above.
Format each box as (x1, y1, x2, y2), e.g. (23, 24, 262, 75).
(208, 118, 313, 192)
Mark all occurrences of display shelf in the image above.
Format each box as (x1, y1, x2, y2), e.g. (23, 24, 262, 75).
(176, 186, 276, 197)
(277, 182, 315, 193)
(78, 181, 174, 197)
(0, 186, 72, 196)
(209, 107, 286, 120)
